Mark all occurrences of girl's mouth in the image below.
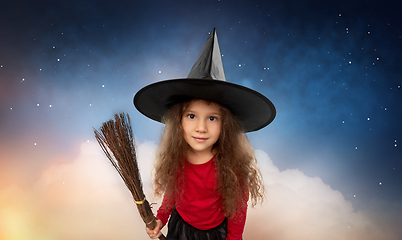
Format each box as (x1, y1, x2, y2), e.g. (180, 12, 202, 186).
(193, 137, 208, 142)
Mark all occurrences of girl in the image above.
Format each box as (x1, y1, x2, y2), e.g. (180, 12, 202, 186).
(134, 29, 275, 240)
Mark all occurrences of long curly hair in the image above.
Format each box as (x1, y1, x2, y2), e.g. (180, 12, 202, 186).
(153, 99, 264, 218)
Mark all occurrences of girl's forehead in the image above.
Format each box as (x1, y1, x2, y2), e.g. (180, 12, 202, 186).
(185, 99, 222, 112)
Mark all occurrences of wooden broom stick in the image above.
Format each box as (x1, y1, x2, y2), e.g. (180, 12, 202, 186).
(94, 112, 166, 240)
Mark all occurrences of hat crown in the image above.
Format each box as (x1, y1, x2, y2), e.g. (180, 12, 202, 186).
(187, 28, 226, 81)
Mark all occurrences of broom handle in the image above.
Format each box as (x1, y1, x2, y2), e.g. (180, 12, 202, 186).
(136, 199, 167, 240)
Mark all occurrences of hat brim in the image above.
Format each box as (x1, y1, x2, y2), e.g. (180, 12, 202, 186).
(133, 78, 276, 132)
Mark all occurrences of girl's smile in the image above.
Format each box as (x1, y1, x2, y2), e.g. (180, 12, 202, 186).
(193, 137, 208, 142)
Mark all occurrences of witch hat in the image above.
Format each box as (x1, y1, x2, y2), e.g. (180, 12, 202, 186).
(134, 28, 275, 132)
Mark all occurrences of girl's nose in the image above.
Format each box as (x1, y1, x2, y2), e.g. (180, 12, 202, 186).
(196, 119, 207, 132)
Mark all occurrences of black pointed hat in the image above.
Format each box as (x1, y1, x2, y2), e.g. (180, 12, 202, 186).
(134, 28, 276, 132)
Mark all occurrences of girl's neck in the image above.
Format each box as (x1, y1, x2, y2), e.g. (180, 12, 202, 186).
(186, 150, 215, 165)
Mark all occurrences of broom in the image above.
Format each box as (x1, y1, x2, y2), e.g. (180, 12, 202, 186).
(94, 112, 166, 240)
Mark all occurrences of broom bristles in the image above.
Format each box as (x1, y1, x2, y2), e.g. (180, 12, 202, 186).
(94, 113, 144, 202)
(94, 112, 166, 239)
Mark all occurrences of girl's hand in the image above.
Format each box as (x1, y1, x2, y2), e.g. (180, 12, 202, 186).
(145, 219, 163, 239)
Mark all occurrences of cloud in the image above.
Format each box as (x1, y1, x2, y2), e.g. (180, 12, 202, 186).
(0, 140, 161, 240)
(245, 150, 397, 240)
(0, 142, 397, 240)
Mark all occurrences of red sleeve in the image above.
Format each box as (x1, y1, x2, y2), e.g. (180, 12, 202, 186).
(226, 190, 249, 240)
(226, 201, 247, 240)
(156, 192, 175, 227)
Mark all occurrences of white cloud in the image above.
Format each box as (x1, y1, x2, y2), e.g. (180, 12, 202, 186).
(244, 150, 396, 240)
(0, 141, 161, 240)
(0, 142, 396, 240)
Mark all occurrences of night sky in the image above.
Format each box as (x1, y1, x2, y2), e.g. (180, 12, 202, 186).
(1, 0, 401, 239)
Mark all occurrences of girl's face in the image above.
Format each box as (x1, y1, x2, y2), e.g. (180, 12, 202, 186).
(182, 100, 221, 158)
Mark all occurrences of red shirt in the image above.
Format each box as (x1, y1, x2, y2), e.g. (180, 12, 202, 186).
(156, 156, 247, 240)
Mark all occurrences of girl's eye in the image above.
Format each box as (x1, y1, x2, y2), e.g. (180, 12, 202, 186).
(209, 116, 217, 121)
(187, 114, 196, 119)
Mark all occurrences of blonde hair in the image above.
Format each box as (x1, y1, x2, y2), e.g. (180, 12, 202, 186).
(154, 99, 264, 217)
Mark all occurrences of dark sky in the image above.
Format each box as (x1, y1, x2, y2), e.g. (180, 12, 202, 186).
(0, 0, 401, 239)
